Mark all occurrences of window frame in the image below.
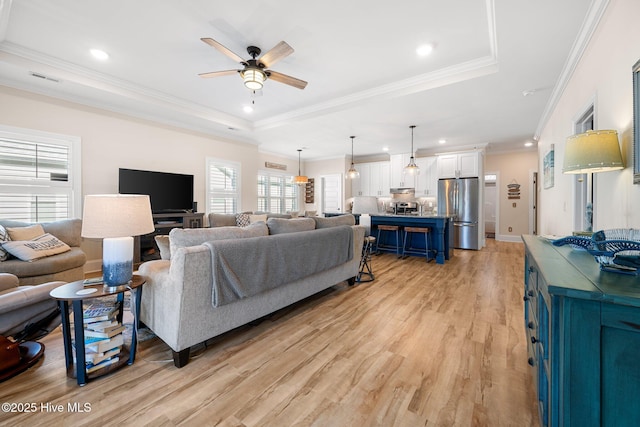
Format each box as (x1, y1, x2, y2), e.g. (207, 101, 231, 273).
(0, 124, 81, 221)
(257, 170, 299, 214)
(206, 157, 241, 214)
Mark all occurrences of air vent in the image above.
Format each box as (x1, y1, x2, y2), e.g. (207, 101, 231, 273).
(29, 72, 60, 83)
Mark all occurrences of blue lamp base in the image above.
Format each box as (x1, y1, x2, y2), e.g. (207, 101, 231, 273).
(102, 236, 134, 291)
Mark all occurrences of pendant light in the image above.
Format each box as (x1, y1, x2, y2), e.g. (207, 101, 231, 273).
(404, 125, 420, 176)
(346, 136, 360, 179)
(293, 149, 308, 185)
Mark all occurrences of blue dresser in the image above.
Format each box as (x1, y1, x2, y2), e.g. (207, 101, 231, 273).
(522, 235, 640, 426)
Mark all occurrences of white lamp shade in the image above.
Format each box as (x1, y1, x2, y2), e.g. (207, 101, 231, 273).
(563, 130, 624, 174)
(81, 194, 155, 238)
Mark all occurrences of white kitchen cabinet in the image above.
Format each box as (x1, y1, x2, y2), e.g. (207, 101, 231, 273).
(369, 162, 390, 196)
(390, 153, 418, 188)
(415, 156, 438, 197)
(350, 161, 389, 197)
(437, 151, 480, 178)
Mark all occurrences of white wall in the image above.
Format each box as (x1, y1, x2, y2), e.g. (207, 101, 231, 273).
(0, 85, 297, 263)
(537, 0, 640, 235)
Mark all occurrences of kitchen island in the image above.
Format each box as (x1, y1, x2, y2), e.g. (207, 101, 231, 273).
(371, 214, 453, 264)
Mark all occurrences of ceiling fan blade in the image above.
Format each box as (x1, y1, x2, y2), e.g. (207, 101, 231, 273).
(259, 41, 294, 68)
(200, 37, 244, 63)
(267, 70, 308, 89)
(198, 70, 239, 78)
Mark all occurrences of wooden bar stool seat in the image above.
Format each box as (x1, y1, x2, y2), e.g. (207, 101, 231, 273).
(376, 225, 402, 258)
(402, 226, 434, 262)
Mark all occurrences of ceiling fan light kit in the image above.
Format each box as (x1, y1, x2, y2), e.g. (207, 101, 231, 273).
(242, 68, 266, 90)
(404, 125, 420, 176)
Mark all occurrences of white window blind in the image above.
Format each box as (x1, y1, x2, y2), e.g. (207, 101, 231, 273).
(206, 158, 240, 214)
(0, 125, 81, 221)
(257, 171, 298, 214)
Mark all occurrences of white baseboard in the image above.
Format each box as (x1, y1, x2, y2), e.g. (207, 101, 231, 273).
(83, 259, 102, 274)
(496, 234, 524, 243)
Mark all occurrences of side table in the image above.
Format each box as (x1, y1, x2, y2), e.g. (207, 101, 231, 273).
(50, 274, 146, 386)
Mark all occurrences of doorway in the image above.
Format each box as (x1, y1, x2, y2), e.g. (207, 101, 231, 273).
(484, 173, 498, 239)
(320, 174, 343, 214)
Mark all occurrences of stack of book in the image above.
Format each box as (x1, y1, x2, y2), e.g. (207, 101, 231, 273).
(73, 301, 124, 373)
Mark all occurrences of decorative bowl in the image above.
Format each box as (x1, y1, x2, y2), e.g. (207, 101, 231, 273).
(552, 229, 640, 275)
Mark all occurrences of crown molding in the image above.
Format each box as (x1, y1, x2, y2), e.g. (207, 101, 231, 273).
(534, 0, 610, 139)
(0, 41, 252, 131)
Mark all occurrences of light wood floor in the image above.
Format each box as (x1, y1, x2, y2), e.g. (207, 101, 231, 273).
(1, 239, 538, 426)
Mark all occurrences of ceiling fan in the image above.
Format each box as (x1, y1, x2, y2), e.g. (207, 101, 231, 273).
(199, 38, 308, 91)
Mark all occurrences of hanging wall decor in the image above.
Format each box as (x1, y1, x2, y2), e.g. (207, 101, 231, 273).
(543, 144, 555, 189)
(507, 180, 521, 199)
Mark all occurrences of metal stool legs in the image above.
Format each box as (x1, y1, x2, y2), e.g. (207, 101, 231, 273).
(356, 236, 375, 283)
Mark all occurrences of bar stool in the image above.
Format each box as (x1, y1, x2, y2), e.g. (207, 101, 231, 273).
(402, 226, 434, 262)
(356, 236, 376, 283)
(376, 225, 402, 258)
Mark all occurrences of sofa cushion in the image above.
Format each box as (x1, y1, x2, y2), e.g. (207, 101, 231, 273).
(6, 224, 45, 241)
(169, 222, 268, 255)
(0, 225, 9, 262)
(154, 235, 171, 260)
(266, 213, 292, 219)
(313, 214, 356, 229)
(266, 217, 315, 235)
(0, 247, 86, 277)
(2, 233, 71, 261)
(0, 219, 82, 247)
(208, 213, 237, 228)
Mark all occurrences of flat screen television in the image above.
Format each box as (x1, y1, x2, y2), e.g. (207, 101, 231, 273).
(118, 168, 194, 213)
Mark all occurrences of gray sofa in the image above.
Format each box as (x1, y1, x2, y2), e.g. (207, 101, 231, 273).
(139, 215, 364, 367)
(0, 219, 86, 286)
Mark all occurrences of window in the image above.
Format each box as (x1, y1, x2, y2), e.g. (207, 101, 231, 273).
(206, 158, 240, 214)
(0, 125, 81, 221)
(257, 172, 298, 214)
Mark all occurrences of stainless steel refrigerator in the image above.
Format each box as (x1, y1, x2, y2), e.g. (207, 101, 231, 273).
(438, 177, 480, 250)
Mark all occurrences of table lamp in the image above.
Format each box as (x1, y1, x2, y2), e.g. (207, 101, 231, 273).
(81, 194, 154, 290)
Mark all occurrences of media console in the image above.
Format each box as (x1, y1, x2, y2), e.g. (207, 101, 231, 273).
(134, 212, 204, 263)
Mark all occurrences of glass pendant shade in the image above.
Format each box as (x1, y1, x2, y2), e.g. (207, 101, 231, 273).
(563, 130, 624, 174)
(347, 136, 360, 179)
(404, 125, 420, 175)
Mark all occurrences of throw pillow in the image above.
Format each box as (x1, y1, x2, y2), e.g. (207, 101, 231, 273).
(6, 224, 45, 241)
(249, 214, 268, 224)
(266, 217, 316, 235)
(0, 225, 10, 261)
(1, 233, 71, 261)
(235, 213, 251, 227)
(313, 214, 356, 229)
(154, 235, 171, 260)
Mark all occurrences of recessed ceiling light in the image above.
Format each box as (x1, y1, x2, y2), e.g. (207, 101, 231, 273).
(525, 141, 534, 147)
(243, 105, 253, 113)
(382, 146, 389, 152)
(438, 139, 446, 144)
(90, 49, 109, 61)
(416, 44, 434, 57)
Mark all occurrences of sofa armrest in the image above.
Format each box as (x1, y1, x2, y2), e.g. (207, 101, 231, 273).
(0, 281, 66, 313)
(0, 273, 19, 292)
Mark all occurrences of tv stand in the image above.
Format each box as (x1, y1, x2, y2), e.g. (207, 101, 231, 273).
(134, 212, 204, 264)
